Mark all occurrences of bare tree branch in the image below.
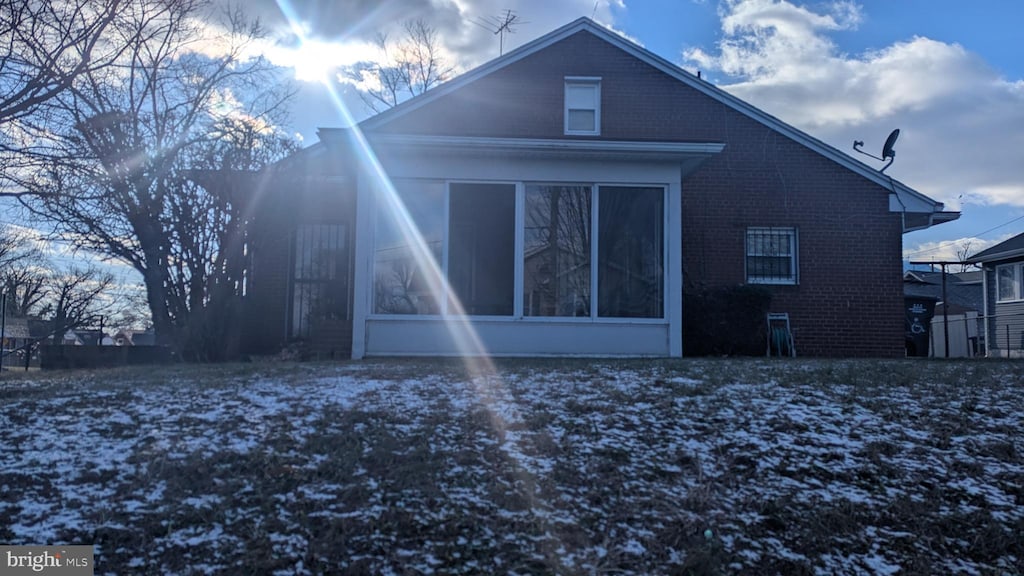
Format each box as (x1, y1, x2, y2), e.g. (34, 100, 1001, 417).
(345, 19, 456, 113)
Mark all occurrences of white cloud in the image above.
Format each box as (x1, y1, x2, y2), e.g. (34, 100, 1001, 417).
(253, 0, 629, 131)
(683, 0, 1024, 211)
(903, 234, 1014, 263)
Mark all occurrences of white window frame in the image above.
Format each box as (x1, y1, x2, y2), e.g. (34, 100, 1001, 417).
(564, 77, 601, 136)
(995, 263, 1023, 303)
(746, 227, 799, 285)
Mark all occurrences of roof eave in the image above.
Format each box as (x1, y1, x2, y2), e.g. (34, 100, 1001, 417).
(967, 246, 1024, 264)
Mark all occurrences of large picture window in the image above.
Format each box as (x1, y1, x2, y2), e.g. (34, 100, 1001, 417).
(523, 184, 592, 317)
(997, 264, 1022, 302)
(373, 180, 445, 314)
(448, 183, 516, 316)
(747, 227, 798, 285)
(598, 186, 664, 318)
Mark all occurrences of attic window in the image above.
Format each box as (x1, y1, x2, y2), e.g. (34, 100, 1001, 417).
(564, 77, 600, 135)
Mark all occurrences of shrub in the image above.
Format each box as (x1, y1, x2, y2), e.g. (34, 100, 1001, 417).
(683, 285, 773, 356)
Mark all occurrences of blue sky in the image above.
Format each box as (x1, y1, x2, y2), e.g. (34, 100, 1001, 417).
(257, 0, 1023, 265)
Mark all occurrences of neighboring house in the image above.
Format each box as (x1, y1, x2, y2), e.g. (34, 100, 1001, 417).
(903, 269, 984, 357)
(74, 329, 112, 346)
(1, 317, 32, 353)
(903, 270, 984, 313)
(966, 232, 1024, 357)
(243, 17, 956, 359)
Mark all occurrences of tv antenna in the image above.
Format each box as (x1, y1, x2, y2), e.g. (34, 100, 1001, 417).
(473, 9, 526, 56)
(853, 128, 900, 173)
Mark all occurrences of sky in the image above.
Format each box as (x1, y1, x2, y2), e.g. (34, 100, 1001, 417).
(5, 0, 1021, 290)
(253, 0, 1024, 266)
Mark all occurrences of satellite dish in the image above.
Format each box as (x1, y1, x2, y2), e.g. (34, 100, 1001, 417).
(881, 128, 900, 160)
(852, 128, 901, 173)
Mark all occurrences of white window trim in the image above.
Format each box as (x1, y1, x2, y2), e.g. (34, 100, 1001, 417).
(995, 263, 1024, 303)
(746, 227, 799, 285)
(564, 76, 601, 136)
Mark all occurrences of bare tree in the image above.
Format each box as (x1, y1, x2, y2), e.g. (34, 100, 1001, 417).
(955, 240, 979, 272)
(16, 0, 297, 359)
(2, 264, 48, 317)
(0, 225, 124, 342)
(0, 224, 48, 315)
(37, 265, 115, 343)
(347, 19, 456, 113)
(0, 0, 124, 126)
(0, 0, 129, 193)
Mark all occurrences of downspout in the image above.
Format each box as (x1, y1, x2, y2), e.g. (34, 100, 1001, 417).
(887, 176, 907, 233)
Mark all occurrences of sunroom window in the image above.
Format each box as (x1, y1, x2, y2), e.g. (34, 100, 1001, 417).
(448, 183, 516, 316)
(598, 186, 664, 318)
(372, 181, 667, 320)
(373, 180, 445, 315)
(523, 184, 592, 317)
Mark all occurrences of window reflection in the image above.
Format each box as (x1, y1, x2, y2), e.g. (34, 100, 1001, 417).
(373, 180, 445, 314)
(598, 186, 664, 318)
(523, 184, 592, 317)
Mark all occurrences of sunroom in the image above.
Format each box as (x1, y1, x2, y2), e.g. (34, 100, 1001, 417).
(349, 135, 724, 358)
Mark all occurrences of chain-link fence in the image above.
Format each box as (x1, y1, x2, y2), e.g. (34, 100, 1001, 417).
(0, 340, 41, 372)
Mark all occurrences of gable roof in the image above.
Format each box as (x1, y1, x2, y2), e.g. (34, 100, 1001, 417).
(966, 232, 1024, 263)
(903, 270, 982, 285)
(357, 17, 955, 229)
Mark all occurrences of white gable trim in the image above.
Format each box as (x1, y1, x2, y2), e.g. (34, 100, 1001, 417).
(358, 17, 953, 226)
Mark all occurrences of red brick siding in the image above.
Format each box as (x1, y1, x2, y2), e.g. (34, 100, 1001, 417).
(244, 163, 357, 356)
(370, 30, 906, 357)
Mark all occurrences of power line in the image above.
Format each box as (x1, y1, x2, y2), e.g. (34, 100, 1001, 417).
(904, 212, 1024, 258)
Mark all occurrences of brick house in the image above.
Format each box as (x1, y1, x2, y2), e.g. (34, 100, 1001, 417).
(966, 232, 1024, 357)
(244, 17, 956, 359)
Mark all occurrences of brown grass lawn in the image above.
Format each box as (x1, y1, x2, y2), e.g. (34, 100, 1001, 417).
(1, 358, 1022, 575)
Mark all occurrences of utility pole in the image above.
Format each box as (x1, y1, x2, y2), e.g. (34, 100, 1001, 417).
(909, 260, 960, 358)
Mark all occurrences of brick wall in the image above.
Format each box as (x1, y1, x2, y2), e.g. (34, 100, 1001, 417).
(243, 154, 356, 356)
(372, 30, 907, 357)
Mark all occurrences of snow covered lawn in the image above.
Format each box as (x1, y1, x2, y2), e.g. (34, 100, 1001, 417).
(2, 359, 1022, 574)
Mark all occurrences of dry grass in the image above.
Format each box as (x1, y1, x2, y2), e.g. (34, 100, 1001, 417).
(1, 358, 1022, 575)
